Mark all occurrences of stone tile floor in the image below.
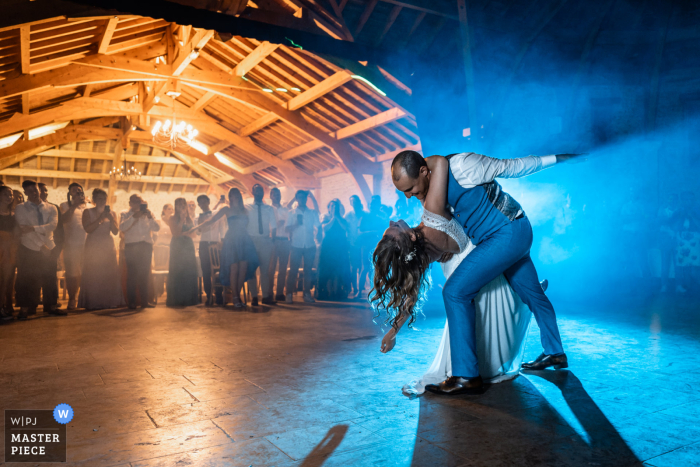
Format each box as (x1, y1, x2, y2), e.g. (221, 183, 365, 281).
(1, 291, 700, 466)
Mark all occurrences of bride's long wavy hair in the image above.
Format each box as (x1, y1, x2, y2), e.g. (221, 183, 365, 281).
(369, 225, 431, 331)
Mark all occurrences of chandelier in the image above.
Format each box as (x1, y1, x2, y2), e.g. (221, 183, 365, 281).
(109, 156, 142, 181)
(151, 91, 199, 149)
(151, 118, 199, 149)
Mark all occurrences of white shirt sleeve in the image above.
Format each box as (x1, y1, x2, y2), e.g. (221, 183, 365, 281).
(450, 152, 557, 188)
(34, 204, 57, 235)
(120, 211, 135, 232)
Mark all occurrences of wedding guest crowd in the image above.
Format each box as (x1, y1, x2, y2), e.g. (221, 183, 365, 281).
(0, 177, 407, 319)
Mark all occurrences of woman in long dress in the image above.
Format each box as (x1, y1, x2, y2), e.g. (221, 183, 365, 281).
(78, 188, 125, 310)
(195, 188, 259, 308)
(317, 199, 351, 301)
(370, 156, 533, 394)
(166, 198, 200, 307)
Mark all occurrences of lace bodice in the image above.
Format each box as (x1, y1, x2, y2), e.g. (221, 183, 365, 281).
(421, 209, 469, 253)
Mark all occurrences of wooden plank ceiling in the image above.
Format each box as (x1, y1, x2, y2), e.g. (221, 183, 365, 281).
(0, 14, 420, 199)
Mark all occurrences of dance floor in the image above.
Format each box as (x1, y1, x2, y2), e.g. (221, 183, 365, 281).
(1, 292, 699, 466)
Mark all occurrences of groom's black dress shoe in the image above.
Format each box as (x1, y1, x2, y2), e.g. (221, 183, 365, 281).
(521, 352, 568, 370)
(425, 376, 484, 396)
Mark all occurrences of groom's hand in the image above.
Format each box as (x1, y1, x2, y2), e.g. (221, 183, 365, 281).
(437, 252, 454, 263)
(556, 153, 587, 164)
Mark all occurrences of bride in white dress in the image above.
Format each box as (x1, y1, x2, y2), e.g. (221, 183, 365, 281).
(369, 156, 534, 395)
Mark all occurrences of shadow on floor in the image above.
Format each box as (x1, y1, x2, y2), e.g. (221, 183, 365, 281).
(410, 371, 641, 466)
(299, 424, 349, 467)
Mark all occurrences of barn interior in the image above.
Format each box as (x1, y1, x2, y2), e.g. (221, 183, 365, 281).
(1, 0, 699, 465)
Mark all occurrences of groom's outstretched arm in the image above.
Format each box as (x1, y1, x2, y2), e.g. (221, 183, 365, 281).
(451, 152, 558, 188)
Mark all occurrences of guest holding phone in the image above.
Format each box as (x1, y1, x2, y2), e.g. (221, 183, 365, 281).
(120, 194, 159, 309)
(60, 183, 92, 310)
(285, 190, 322, 304)
(78, 188, 125, 310)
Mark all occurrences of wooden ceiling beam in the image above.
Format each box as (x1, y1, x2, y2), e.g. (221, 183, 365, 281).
(278, 140, 325, 160)
(97, 17, 119, 54)
(39, 149, 184, 165)
(0, 145, 53, 171)
(20, 26, 31, 74)
(209, 86, 376, 201)
(355, 0, 379, 37)
(0, 56, 252, 102)
(0, 98, 141, 139)
(286, 70, 353, 110)
(0, 168, 211, 185)
(191, 91, 216, 111)
(156, 94, 318, 187)
(377, 6, 402, 45)
(232, 41, 279, 77)
(172, 29, 215, 76)
(129, 129, 259, 192)
(332, 107, 407, 140)
(240, 112, 279, 136)
(207, 140, 233, 155)
(0, 125, 123, 161)
(238, 161, 271, 175)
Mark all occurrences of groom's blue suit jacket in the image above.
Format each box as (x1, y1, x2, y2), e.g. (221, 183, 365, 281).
(445, 155, 525, 246)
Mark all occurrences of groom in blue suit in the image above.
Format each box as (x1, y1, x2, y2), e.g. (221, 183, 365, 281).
(392, 150, 583, 395)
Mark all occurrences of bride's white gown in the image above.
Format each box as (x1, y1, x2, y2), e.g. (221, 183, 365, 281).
(402, 211, 532, 395)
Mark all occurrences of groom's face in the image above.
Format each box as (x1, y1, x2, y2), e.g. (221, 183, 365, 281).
(392, 166, 430, 201)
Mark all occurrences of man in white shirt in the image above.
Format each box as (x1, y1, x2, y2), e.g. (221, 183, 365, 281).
(120, 194, 160, 309)
(14, 180, 64, 319)
(269, 187, 290, 302)
(60, 182, 92, 310)
(246, 184, 277, 306)
(286, 190, 322, 303)
(196, 194, 226, 306)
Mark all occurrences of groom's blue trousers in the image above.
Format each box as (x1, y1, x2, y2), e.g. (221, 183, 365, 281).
(443, 216, 564, 378)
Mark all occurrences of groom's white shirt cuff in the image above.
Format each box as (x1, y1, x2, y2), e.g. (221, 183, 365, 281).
(450, 152, 557, 189)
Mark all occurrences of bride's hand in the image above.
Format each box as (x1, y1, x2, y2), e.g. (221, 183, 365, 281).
(381, 329, 396, 353)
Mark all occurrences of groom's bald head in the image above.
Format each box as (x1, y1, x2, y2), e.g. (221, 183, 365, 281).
(392, 150, 430, 201)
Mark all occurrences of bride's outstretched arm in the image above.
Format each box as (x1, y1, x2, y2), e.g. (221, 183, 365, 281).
(424, 156, 451, 218)
(381, 311, 411, 353)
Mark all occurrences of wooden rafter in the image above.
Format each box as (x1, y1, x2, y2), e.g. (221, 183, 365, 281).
(1, 167, 210, 185)
(20, 26, 31, 74)
(232, 41, 279, 76)
(355, 0, 379, 37)
(98, 17, 119, 54)
(156, 94, 318, 187)
(207, 140, 234, 155)
(332, 107, 407, 140)
(39, 149, 185, 165)
(286, 70, 353, 110)
(278, 140, 325, 160)
(377, 6, 403, 45)
(0, 15, 418, 199)
(192, 91, 216, 111)
(172, 29, 215, 76)
(240, 112, 279, 136)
